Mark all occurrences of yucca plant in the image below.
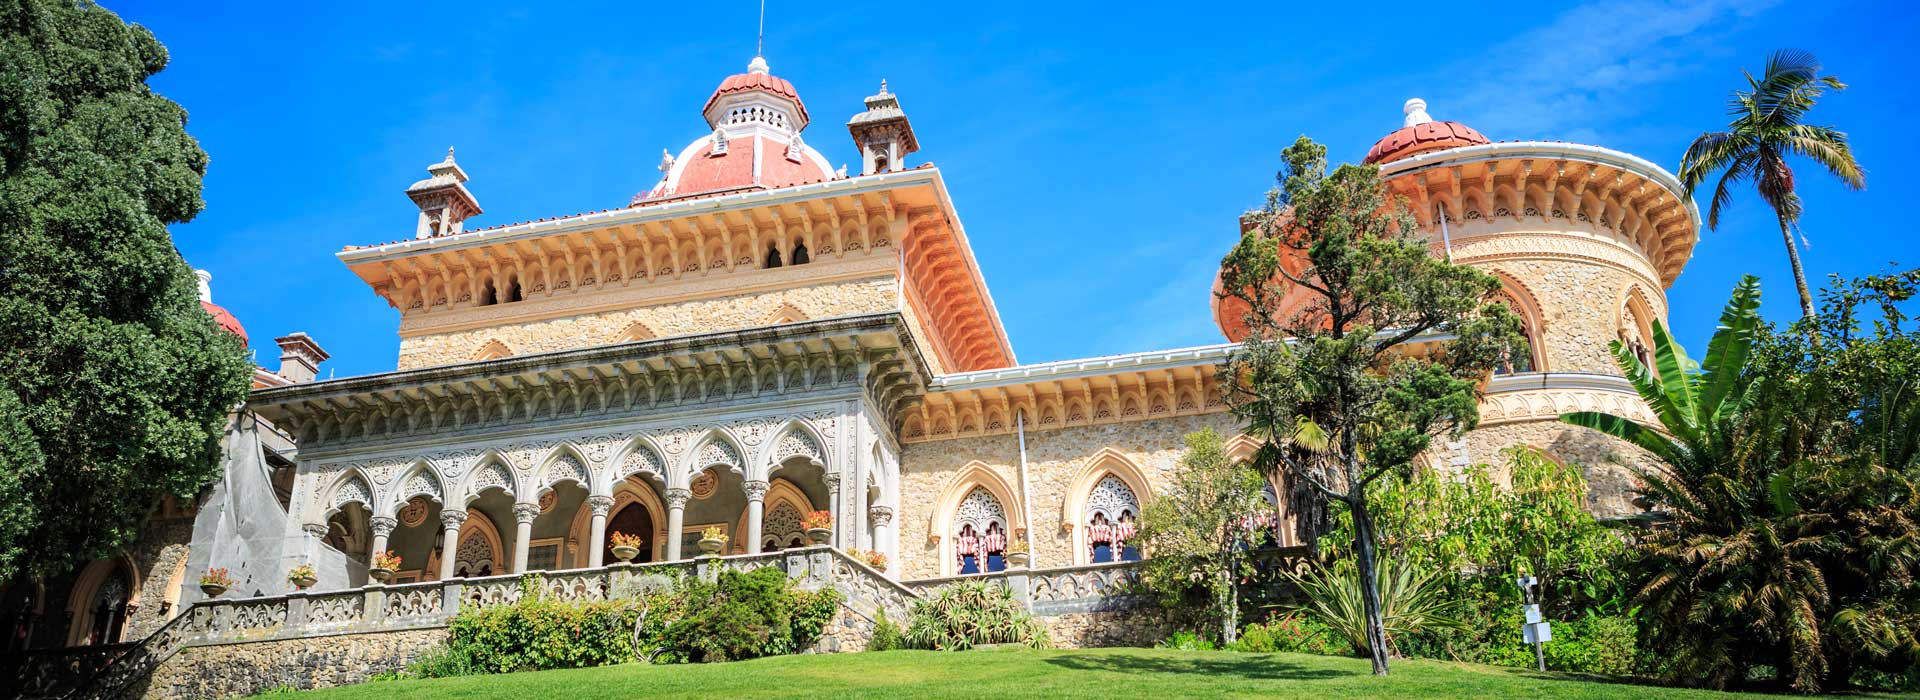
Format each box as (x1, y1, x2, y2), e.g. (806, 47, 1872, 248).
(902, 580, 1049, 651)
(1285, 557, 1464, 658)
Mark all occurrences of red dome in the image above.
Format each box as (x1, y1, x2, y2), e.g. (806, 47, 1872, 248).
(1363, 120, 1488, 165)
(202, 301, 247, 346)
(704, 71, 808, 123)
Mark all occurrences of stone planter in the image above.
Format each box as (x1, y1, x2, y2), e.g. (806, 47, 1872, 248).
(1007, 552, 1030, 568)
(369, 567, 394, 583)
(611, 545, 640, 563)
(697, 538, 726, 556)
(289, 575, 317, 590)
(806, 527, 832, 545)
(199, 583, 227, 598)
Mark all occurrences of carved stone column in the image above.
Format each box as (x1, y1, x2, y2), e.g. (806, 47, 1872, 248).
(743, 481, 769, 555)
(585, 495, 615, 568)
(664, 488, 691, 560)
(369, 516, 398, 563)
(822, 472, 842, 548)
(511, 503, 540, 573)
(438, 509, 468, 580)
(868, 505, 893, 561)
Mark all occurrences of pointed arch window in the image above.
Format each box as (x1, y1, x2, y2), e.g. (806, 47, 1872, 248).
(953, 487, 1009, 574)
(1491, 289, 1538, 375)
(1085, 475, 1141, 562)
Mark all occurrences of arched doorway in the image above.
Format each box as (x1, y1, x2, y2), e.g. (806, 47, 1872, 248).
(604, 502, 656, 564)
(65, 558, 137, 647)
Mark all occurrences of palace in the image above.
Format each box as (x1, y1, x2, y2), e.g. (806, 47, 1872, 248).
(3, 54, 1697, 698)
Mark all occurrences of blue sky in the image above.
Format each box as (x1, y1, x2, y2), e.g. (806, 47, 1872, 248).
(118, 0, 1918, 378)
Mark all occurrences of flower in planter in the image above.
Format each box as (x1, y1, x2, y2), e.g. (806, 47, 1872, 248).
(700, 525, 729, 543)
(286, 563, 317, 582)
(199, 567, 234, 588)
(371, 550, 403, 571)
(610, 531, 645, 549)
(801, 510, 833, 531)
(860, 549, 888, 570)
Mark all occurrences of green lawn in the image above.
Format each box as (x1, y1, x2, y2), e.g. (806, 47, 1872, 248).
(259, 647, 1917, 700)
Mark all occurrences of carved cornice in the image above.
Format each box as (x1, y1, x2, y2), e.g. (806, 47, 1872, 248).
(1478, 372, 1656, 427)
(904, 345, 1229, 443)
(250, 313, 928, 450)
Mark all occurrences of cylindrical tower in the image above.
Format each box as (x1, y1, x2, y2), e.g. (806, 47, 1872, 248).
(1214, 98, 1701, 515)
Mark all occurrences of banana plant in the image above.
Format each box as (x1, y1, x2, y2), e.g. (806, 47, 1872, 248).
(1560, 275, 1764, 476)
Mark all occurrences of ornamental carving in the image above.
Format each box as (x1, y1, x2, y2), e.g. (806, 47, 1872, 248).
(764, 502, 805, 547)
(690, 469, 719, 500)
(398, 497, 430, 527)
(400, 470, 441, 504)
(620, 445, 664, 479)
(545, 454, 587, 487)
(538, 490, 556, 514)
(333, 475, 371, 509)
(1085, 475, 1140, 520)
(729, 417, 778, 446)
(473, 462, 514, 496)
(696, 440, 741, 469)
(954, 487, 1007, 532)
(771, 429, 823, 465)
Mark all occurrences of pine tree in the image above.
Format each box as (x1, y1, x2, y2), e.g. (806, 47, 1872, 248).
(0, 0, 252, 578)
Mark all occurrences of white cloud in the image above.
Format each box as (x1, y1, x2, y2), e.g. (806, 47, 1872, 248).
(1431, 0, 1779, 142)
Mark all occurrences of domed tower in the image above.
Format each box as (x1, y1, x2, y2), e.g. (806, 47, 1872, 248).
(1215, 98, 1701, 514)
(640, 56, 839, 203)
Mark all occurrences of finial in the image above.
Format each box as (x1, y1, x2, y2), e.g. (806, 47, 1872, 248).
(879, 79, 888, 95)
(748, 55, 769, 75)
(835, 164, 847, 178)
(194, 269, 213, 303)
(658, 148, 676, 173)
(445, 146, 456, 162)
(1403, 98, 1432, 127)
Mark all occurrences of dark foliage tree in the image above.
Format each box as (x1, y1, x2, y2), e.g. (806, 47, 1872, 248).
(1218, 137, 1523, 675)
(0, 0, 252, 579)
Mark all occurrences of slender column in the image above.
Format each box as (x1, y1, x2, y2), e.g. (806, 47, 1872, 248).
(369, 516, 398, 563)
(511, 503, 539, 573)
(438, 509, 467, 580)
(743, 481, 769, 554)
(664, 488, 691, 560)
(822, 473, 842, 548)
(868, 506, 893, 561)
(301, 522, 328, 560)
(585, 495, 615, 568)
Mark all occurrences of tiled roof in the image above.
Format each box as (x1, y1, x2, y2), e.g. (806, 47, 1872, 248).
(704, 71, 809, 123)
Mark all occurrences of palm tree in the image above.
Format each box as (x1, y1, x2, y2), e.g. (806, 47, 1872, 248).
(1680, 49, 1864, 322)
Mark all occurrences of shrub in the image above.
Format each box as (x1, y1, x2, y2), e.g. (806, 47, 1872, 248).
(1157, 631, 1216, 651)
(407, 641, 480, 679)
(663, 567, 839, 662)
(1227, 612, 1348, 656)
(448, 591, 640, 673)
(1543, 613, 1639, 676)
(903, 581, 1049, 650)
(1286, 558, 1463, 657)
(868, 610, 906, 651)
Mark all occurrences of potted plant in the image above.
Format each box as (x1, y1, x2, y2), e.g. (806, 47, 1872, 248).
(199, 568, 233, 598)
(286, 563, 318, 590)
(860, 549, 888, 572)
(1006, 539, 1031, 568)
(697, 526, 729, 556)
(369, 550, 402, 583)
(609, 531, 644, 563)
(802, 510, 833, 545)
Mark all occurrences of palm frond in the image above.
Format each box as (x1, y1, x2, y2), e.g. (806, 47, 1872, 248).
(1783, 124, 1865, 190)
(1698, 275, 1762, 420)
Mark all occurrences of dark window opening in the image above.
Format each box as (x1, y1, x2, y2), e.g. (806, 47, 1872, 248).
(764, 244, 784, 269)
(505, 277, 522, 303)
(479, 280, 497, 306)
(791, 241, 810, 265)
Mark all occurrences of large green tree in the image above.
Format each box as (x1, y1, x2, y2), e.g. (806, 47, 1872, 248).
(1135, 428, 1270, 645)
(0, 0, 252, 579)
(1218, 137, 1523, 674)
(1563, 273, 1920, 692)
(1680, 49, 1865, 322)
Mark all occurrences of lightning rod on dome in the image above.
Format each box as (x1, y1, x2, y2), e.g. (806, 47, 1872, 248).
(756, 0, 766, 58)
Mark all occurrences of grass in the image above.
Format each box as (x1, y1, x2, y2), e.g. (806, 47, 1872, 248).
(256, 647, 1918, 700)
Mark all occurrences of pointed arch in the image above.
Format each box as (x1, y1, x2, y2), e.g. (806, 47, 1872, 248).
(760, 419, 829, 480)
(930, 462, 1024, 576)
(322, 469, 375, 521)
(461, 452, 518, 506)
(734, 478, 817, 552)
(450, 508, 506, 577)
(679, 429, 745, 486)
(64, 552, 141, 646)
(1486, 268, 1547, 374)
(1062, 448, 1154, 565)
(603, 436, 668, 495)
(764, 302, 808, 325)
(387, 460, 445, 517)
(472, 339, 513, 361)
(614, 320, 657, 343)
(536, 443, 593, 496)
(1618, 283, 1662, 373)
(1224, 434, 1263, 464)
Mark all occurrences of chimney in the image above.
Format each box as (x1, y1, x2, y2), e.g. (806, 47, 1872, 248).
(274, 333, 331, 384)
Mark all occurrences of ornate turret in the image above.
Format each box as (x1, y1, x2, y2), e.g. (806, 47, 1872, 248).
(847, 80, 919, 175)
(406, 148, 483, 239)
(642, 56, 836, 203)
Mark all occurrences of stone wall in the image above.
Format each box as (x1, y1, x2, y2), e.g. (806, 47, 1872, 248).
(396, 275, 898, 369)
(1463, 418, 1657, 518)
(134, 628, 446, 700)
(1042, 607, 1176, 649)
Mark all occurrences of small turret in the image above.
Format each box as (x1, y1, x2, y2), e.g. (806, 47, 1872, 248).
(847, 80, 919, 175)
(406, 148, 483, 239)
